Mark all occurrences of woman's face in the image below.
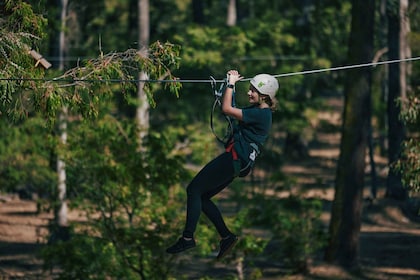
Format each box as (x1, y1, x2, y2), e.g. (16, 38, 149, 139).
(247, 85, 261, 104)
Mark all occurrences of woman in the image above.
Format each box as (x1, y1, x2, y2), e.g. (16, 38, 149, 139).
(166, 70, 279, 259)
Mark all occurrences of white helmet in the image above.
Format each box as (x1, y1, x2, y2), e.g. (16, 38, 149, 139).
(250, 74, 279, 100)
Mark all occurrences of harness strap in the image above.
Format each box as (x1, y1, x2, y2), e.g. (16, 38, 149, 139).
(225, 140, 241, 177)
(225, 140, 238, 160)
(250, 142, 261, 155)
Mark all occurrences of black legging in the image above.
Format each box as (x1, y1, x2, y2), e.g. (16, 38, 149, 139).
(182, 152, 235, 239)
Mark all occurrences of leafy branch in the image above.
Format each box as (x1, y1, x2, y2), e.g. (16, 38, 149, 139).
(2, 1, 182, 123)
(394, 94, 420, 193)
(37, 42, 181, 122)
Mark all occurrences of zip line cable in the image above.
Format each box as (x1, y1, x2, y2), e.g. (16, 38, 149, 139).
(1, 56, 419, 84)
(270, 56, 420, 79)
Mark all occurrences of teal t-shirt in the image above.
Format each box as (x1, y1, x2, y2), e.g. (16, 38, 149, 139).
(233, 106, 272, 163)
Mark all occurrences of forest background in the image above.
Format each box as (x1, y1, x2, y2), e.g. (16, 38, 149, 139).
(0, 0, 419, 279)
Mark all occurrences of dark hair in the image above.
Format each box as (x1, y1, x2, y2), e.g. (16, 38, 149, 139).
(260, 94, 278, 112)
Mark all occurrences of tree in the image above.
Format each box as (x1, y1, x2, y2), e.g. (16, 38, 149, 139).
(393, 0, 420, 202)
(55, 0, 69, 233)
(0, 0, 47, 120)
(0, 1, 55, 207)
(192, 0, 205, 24)
(377, 0, 389, 157)
(325, 0, 375, 268)
(137, 0, 150, 142)
(394, 94, 420, 194)
(227, 0, 237, 26)
(43, 119, 190, 279)
(2, 1, 186, 276)
(386, 0, 410, 200)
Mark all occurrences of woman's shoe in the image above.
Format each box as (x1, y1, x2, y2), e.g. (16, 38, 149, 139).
(166, 237, 196, 254)
(216, 234, 238, 260)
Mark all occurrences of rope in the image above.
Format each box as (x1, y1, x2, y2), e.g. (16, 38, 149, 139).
(209, 76, 234, 145)
(1, 56, 419, 84)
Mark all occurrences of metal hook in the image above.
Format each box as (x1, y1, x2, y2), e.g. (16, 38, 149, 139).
(210, 76, 224, 98)
(209, 76, 218, 97)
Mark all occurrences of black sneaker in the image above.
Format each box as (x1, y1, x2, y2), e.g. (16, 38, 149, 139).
(166, 237, 196, 254)
(216, 234, 238, 260)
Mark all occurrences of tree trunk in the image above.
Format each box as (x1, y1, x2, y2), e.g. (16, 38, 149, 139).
(378, 0, 389, 157)
(325, 0, 375, 268)
(137, 0, 150, 142)
(386, 0, 410, 200)
(56, 0, 68, 228)
(192, 0, 204, 24)
(227, 0, 236, 26)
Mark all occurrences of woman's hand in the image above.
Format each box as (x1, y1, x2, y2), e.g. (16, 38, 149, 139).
(223, 70, 244, 121)
(227, 70, 243, 85)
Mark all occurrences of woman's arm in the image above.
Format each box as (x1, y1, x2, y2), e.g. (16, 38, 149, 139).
(222, 70, 243, 120)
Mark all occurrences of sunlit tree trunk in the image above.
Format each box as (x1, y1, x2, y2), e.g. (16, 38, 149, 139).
(227, 0, 236, 26)
(325, 0, 375, 268)
(386, 0, 410, 200)
(137, 0, 150, 142)
(57, 0, 68, 228)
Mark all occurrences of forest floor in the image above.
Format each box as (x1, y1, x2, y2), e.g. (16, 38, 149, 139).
(1, 95, 420, 279)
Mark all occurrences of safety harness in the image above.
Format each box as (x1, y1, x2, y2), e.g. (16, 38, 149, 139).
(209, 76, 260, 177)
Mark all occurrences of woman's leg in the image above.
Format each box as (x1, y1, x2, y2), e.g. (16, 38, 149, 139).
(201, 195, 232, 238)
(182, 152, 234, 238)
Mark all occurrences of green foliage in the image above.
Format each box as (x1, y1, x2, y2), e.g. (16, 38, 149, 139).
(43, 232, 141, 279)
(395, 138, 420, 192)
(394, 94, 420, 194)
(3, 0, 47, 36)
(36, 41, 181, 125)
(1, 2, 182, 124)
(250, 194, 327, 274)
(43, 116, 189, 279)
(190, 206, 268, 280)
(0, 117, 56, 201)
(2, 3, 188, 277)
(390, 3, 420, 204)
(219, 209, 269, 278)
(0, 0, 47, 120)
(273, 196, 327, 273)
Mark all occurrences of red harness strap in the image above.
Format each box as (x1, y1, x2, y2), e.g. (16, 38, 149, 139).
(225, 140, 238, 160)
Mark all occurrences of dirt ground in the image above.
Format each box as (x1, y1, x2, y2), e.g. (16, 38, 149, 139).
(2, 191, 420, 279)
(1, 96, 420, 279)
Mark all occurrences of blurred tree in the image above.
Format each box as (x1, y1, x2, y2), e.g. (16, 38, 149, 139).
(0, 0, 47, 120)
(393, 0, 420, 209)
(55, 0, 69, 236)
(227, 0, 237, 27)
(192, 0, 205, 24)
(0, 0, 53, 205)
(43, 116, 189, 279)
(386, 0, 410, 200)
(136, 0, 150, 142)
(394, 94, 420, 194)
(325, 0, 375, 268)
